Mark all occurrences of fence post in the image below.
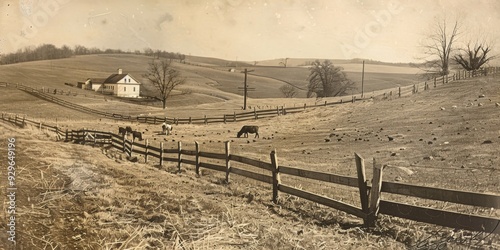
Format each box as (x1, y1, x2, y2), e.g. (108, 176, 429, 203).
(223, 115, 226, 124)
(177, 141, 182, 172)
(270, 149, 280, 204)
(225, 141, 231, 183)
(122, 133, 126, 152)
(303, 103, 306, 110)
(195, 141, 200, 175)
(233, 112, 236, 122)
(65, 129, 68, 141)
(145, 139, 149, 163)
(324, 101, 327, 106)
(368, 158, 383, 227)
(254, 107, 257, 120)
(434, 77, 437, 88)
(398, 87, 401, 97)
(355, 153, 369, 226)
(160, 142, 164, 167)
(189, 117, 192, 124)
(14, 115, 18, 125)
(129, 137, 134, 157)
(276, 106, 280, 116)
(204, 115, 208, 125)
(154, 116, 157, 124)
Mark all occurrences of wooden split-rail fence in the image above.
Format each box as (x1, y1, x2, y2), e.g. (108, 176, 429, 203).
(1, 113, 499, 234)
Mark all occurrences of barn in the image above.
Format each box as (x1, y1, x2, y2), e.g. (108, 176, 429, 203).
(80, 69, 142, 98)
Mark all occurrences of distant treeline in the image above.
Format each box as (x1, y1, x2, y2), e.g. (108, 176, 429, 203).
(0, 44, 186, 65)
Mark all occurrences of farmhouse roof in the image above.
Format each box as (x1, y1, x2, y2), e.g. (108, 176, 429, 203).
(90, 78, 107, 84)
(104, 73, 141, 84)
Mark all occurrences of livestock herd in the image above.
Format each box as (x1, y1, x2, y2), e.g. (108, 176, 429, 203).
(117, 124, 260, 141)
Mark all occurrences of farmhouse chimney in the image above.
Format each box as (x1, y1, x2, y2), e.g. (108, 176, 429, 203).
(118, 68, 122, 74)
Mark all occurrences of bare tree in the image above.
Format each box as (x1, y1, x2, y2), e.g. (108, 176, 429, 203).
(279, 58, 289, 68)
(279, 84, 297, 98)
(454, 40, 496, 71)
(419, 18, 461, 76)
(307, 60, 355, 98)
(143, 60, 185, 109)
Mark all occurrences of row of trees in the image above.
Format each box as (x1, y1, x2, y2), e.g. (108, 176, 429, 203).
(420, 18, 496, 77)
(0, 44, 186, 65)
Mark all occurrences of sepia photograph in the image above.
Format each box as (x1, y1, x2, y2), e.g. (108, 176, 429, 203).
(0, 0, 499, 249)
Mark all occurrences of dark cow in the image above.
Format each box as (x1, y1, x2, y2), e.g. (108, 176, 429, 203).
(237, 125, 259, 138)
(118, 127, 127, 135)
(126, 126, 133, 133)
(131, 131, 143, 141)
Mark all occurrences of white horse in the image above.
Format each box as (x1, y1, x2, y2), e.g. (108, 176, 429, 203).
(162, 123, 172, 135)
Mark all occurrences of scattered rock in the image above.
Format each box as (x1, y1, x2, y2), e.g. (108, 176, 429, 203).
(482, 140, 493, 144)
(325, 138, 331, 142)
(395, 176, 403, 182)
(428, 141, 433, 145)
(495, 103, 500, 107)
(388, 136, 394, 141)
(423, 156, 434, 160)
(391, 152, 399, 157)
(478, 103, 483, 107)
(479, 94, 486, 98)
(452, 105, 458, 109)
(440, 107, 446, 110)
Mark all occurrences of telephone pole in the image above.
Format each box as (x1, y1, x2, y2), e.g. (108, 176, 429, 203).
(361, 60, 365, 98)
(239, 68, 254, 110)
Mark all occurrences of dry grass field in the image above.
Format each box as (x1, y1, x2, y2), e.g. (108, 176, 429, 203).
(0, 56, 499, 249)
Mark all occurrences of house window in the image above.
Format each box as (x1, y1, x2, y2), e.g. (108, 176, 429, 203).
(133, 87, 136, 92)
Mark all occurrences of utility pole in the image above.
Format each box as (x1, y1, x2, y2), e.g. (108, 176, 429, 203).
(239, 68, 255, 110)
(361, 60, 365, 98)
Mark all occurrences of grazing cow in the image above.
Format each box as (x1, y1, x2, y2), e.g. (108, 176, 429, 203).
(237, 125, 259, 138)
(162, 122, 173, 135)
(132, 131, 143, 141)
(126, 126, 133, 134)
(118, 127, 127, 136)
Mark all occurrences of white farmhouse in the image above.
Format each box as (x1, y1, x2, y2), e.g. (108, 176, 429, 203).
(79, 69, 141, 98)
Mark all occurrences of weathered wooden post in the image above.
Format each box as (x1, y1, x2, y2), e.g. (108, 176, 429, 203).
(223, 115, 226, 123)
(271, 149, 280, 204)
(254, 107, 257, 120)
(177, 141, 182, 172)
(303, 103, 306, 109)
(122, 133, 126, 152)
(355, 153, 369, 226)
(153, 116, 157, 124)
(189, 117, 192, 124)
(65, 129, 68, 141)
(160, 142, 164, 167)
(233, 112, 236, 122)
(434, 77, 437, 88)
(195, 141, 200, 175)
(368, 158, 384, 227)
(204, 115, 208, 125)
(225, 141, 231, 183)
(276, 106, 280, 116)
(398, 87, 401, 97)
(145, 139, 149, 163)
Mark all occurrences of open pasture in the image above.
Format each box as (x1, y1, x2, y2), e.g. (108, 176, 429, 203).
(1, 56, 499, 248)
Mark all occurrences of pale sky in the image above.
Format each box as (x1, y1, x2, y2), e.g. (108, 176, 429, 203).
(1, 0, 499, 63)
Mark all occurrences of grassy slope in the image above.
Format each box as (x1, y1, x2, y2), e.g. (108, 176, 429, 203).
(0, 54, 423, 100)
